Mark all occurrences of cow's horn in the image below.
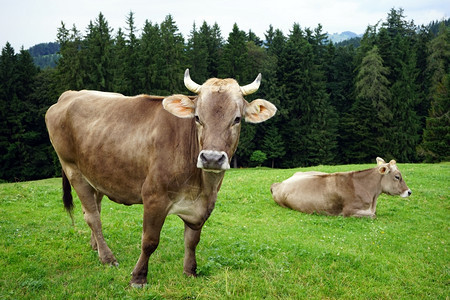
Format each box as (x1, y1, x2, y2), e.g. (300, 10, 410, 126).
(240, 73, 262, 96)
(184, 69, 201, 94)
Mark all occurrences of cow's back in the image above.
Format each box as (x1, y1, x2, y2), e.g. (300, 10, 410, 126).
(271, 171, 343, 215)
(45, 90, 196, 203)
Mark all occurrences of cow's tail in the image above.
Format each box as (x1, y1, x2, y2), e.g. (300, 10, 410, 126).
(62, 169, 74, 224)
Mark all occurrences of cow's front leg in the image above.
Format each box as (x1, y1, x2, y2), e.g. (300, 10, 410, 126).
(347, 208, 376, 218)
(130, 202, 168, 287)
(183, 223, 202, 277)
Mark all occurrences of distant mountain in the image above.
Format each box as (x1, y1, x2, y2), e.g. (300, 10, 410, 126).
(28, 42, 60, 69)
(328, 31, 361, 43)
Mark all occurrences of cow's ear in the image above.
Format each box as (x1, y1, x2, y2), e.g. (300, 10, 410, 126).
(244, 99, 277, 123)
(162, 94, 195, 118)
(376, 157, 386, 165)
(378, 165, 390, 175)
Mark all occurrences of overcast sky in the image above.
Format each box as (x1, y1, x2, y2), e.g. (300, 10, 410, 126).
(1, 0, 449, 51)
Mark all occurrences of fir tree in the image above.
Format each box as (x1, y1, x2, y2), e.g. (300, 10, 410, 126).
(139, 20, 163, 93)
(419, 74, 450, 162)
(278, 24, 337, 166)
(56, 23, 85, 91)
(377, 8, 421, 161)
(187, 22, 210, 83)
(347, 46, 390, 162)
(261, 123, 285, 168)
(124, 11, 141, 94)
(83, 13, 113, 91)
(0, 45, 48, 181)
(419, 24, 450, 162)
(206, 23, 223, 78)
(158, 15, 185, 94)
(111, 28, 128, 93)
(220, 23, 248, 82)
(0, 43, 18, 180)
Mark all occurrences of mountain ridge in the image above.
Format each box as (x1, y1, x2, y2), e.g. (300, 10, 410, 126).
(327, 31, 362, 43)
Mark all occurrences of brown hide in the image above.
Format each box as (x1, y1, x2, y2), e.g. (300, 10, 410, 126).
(45, 70, 276, 287)
(271, 158, 411, 218)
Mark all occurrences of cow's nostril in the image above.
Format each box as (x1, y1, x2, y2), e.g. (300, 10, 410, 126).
(408, 190, 412, 196)
(218, 154, 226, 164)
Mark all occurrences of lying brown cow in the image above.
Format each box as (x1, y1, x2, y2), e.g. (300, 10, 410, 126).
(45, 70, 276, 286)
(271, 158, 411, 218)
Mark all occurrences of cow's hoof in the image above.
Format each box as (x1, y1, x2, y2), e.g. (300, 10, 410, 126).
(130, 282, 147, 288)
(109, 261, 119, 267)
(130, 278, 147, 288)
(100, 257, 118, 265)
(99, 252, 118, 266)
(183, 271, 198, 277)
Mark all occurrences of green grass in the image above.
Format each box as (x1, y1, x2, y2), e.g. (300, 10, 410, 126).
(0, 163, 448, 299)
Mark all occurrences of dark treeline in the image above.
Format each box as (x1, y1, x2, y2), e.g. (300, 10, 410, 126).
(1, 8, 449, 182)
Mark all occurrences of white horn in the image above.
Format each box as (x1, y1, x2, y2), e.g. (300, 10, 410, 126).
(240, 73, 262, 96)
(184, 69, 201, 94)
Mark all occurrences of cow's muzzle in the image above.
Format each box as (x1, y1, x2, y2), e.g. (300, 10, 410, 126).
(197, 150, 230, 172)
(401, 189, 412, 198)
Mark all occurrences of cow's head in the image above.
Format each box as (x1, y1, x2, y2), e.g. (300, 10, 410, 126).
(377, 157, 412, 197)
(163, 69, 277, 172)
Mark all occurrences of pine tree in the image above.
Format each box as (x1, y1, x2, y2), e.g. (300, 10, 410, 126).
(415, 26, 434, 125)
(187, 22, 210, 83)
(346, 46, 390, 162)
(248, 29, 262, 46)
(206, 23, 223, 78)
(261, 123, 285, 168)
(15, 50, 54, 179)
(158, 15, 185, 94)
(111, 12, 142, 95)
(278, 24, 337, 166)
(188, 21, 224, 82)
(266, 28, 286, 59)
(376, 8, 421, 161)
(56, 22, 85, 91)
(419, 74, 450, 162)
(0, 45, 48, 181)
(246, 39, 267, 79)
(419, 24, 450, 162)
(30, 68, 60, 178)
(111, 28, 128, 93)
(124, 11, 141, 94)
(220, 23, 248, 82)
(139, 20, 163, 93)
(83, 13, 113, 91)
(0, 43, 18, 180)
(326, 44, 356, 115)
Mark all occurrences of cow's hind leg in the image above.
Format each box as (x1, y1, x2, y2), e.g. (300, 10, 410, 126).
(67, 169, 118, 265)
(183, 223, 201, 277)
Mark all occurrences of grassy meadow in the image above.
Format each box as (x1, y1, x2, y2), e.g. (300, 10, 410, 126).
(0, 162, 448, 299)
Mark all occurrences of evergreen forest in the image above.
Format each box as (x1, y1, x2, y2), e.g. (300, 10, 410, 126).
(0, 8, 449, 182)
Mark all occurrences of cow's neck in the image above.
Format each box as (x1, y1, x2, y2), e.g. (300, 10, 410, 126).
(201, 170, 225, 193)
(353, 167, 384, 201)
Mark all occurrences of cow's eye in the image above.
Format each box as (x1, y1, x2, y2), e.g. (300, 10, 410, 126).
(394, 175, 400, 180)
(195, 115, 202, 125)
(233, 117, 241, 125)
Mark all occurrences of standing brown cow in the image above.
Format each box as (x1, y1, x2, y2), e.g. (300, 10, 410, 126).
(271, 158, 411, 218)
(45, 69, 277, 286)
